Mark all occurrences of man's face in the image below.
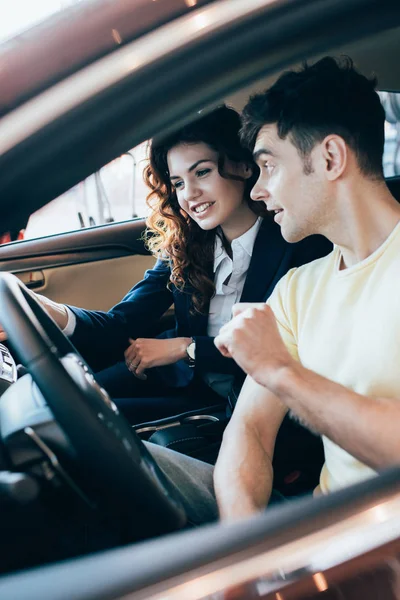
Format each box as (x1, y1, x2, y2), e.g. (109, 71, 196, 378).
(251, 124, 328, 242)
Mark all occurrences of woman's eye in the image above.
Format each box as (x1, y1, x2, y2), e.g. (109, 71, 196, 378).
(196, 168, 211, 178)
(174, 180, 184, 190)
(264, 163, 274, 173)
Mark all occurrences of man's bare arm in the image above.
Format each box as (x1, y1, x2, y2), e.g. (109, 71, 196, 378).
(214, 375, 287, 521)
(215, 302, 400, 473)
(272, 362, 400, 471)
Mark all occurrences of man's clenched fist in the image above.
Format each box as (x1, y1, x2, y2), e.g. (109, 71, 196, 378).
(214, 303, 293, 390)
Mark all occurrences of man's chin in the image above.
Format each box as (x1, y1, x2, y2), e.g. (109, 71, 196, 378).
(281, 225, 308, 244)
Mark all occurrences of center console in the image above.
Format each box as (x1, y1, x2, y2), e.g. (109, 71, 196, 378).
(133, 403, 228, 464)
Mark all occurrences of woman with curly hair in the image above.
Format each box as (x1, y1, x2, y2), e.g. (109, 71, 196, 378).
(15, 106, 331, 424)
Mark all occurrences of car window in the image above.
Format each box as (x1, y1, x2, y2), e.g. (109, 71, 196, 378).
(5, 92, 400, 246)
(15, 142, 150, 243)
(379, 91, 400, 177)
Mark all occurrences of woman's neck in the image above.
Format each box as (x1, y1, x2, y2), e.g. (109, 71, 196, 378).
(221, 205, 259, 244)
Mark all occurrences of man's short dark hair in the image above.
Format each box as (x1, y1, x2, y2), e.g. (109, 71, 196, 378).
(240, 56, 386, 178)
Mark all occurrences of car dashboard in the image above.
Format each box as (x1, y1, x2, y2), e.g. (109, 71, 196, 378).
(0, 343, 17, 392)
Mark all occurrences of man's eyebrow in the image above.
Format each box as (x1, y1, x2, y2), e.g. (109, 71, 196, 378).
(253, 149, 275, 161)
(170, 159, 213, 180)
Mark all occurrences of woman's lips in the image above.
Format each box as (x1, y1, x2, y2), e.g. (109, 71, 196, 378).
(192, 202, 215, 218)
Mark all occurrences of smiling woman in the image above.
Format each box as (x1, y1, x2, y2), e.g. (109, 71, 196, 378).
(145, 106, 263, 314)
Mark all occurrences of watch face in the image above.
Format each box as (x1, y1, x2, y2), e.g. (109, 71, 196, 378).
(187, 342, 196, 360)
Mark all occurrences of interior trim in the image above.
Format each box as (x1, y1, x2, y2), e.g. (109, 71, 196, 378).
(0, 0, 279, 156)
(0, 219, 150, 273)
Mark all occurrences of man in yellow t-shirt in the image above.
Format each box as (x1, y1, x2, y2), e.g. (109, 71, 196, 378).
(214, 56, 400, 521)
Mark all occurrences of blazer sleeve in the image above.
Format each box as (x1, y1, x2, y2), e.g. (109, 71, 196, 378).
(192, 336, 240, 375)
(67, 258, 174, 371)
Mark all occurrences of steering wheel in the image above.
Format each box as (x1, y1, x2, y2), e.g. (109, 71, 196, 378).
(0, 273, 186, 538)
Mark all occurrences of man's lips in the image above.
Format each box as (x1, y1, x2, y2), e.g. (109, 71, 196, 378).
(266, 206, 284, 223)
(266, 205, 283, 214)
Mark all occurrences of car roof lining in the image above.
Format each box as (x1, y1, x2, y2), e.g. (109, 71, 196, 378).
(227, 23, 400, 111)
(0, 2, 399, 234)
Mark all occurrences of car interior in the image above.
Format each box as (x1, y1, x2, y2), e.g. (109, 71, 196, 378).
(0, 0, 400, 598)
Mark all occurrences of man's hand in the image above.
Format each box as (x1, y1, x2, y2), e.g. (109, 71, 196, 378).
(124, 337, 192, 379)
(215, 303, 293, 389)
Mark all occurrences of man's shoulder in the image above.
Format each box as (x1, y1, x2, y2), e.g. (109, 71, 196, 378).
(280, 247, 336, 293)
(268, 250, 336, 329)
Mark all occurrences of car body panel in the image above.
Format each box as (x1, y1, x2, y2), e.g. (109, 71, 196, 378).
(1, 467, 400, 599)
(0, 0, 213, 117)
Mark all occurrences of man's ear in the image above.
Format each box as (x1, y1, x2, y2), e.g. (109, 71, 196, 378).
(320, 135, 347, 180)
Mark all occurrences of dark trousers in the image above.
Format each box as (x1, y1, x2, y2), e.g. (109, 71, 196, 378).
(95, 361, 224, 425)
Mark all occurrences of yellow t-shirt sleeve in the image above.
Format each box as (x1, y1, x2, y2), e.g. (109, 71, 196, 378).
(267, 268, 299, 362)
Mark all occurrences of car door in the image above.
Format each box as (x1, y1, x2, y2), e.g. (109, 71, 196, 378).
(0, 141, 157, 312)
(0, 219, 155, 311)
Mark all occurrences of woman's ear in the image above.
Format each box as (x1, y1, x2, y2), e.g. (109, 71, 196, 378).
(240, 163, 253, 179)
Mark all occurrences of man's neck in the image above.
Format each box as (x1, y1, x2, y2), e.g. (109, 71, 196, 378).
(326, 179, 400, 269)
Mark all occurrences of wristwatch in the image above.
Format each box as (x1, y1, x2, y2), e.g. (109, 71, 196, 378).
(186, 338, 196, 367)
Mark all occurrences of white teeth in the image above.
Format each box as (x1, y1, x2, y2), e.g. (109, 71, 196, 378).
(194, 202, 213, 214)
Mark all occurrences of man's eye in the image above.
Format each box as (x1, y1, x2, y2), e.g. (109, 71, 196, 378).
(262, 163, 275, 175)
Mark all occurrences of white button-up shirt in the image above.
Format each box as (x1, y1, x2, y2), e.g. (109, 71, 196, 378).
(203, 217, 262, 397)
(207, 217, 262, 337)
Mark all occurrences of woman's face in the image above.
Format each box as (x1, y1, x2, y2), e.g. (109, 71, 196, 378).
(167, 142, 252, 234)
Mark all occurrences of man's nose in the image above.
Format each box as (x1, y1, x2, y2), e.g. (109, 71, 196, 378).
(250, 177, 269, 202)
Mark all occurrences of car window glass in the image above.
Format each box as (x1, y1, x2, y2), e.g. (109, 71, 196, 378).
(379, 91, 400, 177)
(4, 142, 150, 245)
(4, 92, 400, 246)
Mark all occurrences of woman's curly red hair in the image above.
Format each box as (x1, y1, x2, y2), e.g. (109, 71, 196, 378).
(144, 106, 266, 314)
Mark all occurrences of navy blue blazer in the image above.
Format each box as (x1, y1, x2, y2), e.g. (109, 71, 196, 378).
(68, 218, 332, 386)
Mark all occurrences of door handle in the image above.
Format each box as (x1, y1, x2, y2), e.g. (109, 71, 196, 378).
(17, 270, 45, 290)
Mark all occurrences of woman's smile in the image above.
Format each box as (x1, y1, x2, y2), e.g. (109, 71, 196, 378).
(167, 142, 255, 239)
(191, 201, 216, 218)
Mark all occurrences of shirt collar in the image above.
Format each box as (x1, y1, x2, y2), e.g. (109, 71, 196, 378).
(213, 217, 263, 273)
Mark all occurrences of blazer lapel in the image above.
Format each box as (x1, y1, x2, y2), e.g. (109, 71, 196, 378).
(188, 219, 287, 334)
(240, 217, 287, 303)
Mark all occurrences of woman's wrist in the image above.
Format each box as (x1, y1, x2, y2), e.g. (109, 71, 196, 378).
(36, 294, 69, 330)
(178, 337, 193, 361)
